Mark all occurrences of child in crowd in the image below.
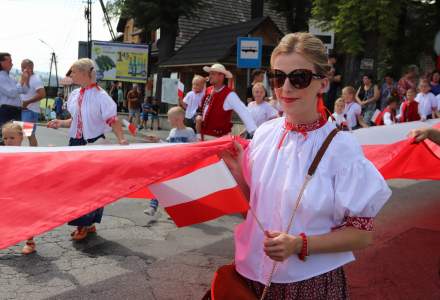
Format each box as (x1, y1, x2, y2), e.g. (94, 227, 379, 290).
(1, 122, 36, 254)
(376, 96, 398, 126)
(144, 106, 196, 217)
(140, 97, 153, 130)
(149, 99, 161, 130)
(342, 86, 369, 130)
(436, 93, 440, 118)
(415, 79, 437, 120)
(181, 75, 206, 130)
(399, 88, 420, 122)
(247, 82, 278, 128)
(328, 98, 348, 130)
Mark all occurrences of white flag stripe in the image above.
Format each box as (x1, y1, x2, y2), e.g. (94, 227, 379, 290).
(148, 159, 237, 207)
(353, 118, 439, 145)
(0, 141, 176, 153)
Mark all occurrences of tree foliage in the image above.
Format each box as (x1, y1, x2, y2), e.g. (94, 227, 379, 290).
(267, 0, 311, 32)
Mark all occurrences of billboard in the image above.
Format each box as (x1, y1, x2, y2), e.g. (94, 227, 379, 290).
(91, 41, 149, 83)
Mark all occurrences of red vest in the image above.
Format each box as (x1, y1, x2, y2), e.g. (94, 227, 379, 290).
(200, 85, 233, 137)
(400, 100, 420, 123)
(376, 106, 396, 126)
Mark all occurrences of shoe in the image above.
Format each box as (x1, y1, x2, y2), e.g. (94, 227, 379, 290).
(143, 207, 157, 216)
(150, 127, 153, 130)
(157, 127, 162, 130)
(71, 225, 96, 241)
(22, 240, 36, 255)
(138, 126, 144, 130)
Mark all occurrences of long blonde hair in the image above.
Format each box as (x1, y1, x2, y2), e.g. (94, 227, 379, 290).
(270, 32, 331, 77)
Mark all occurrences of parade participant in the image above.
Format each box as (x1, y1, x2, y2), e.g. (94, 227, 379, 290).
(1, 122, 37, 254)
(222, 32, 391, 299)
(399, 88, 420, 122)
(20, 59, 45, 146)
(47, 58, 128, 241)
(398, 65, 418, 99)
(415, 79, 437, 120)
(195, 63, 257, 140)
(342, 86, 369, 130)
(328, 98, 348, 129)
(181, 75, 205, 129)
(0, 53, 29, 130)
(143, 106, 196, 218)
(247, 82, 278, 128)
(149, 98, 161, 130)
(375, 96, 398, 126)
(246, 69, 265, 103)
(409, 126, 440, 145)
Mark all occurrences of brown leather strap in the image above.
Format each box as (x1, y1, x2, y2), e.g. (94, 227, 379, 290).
(307, 128, 339, 176)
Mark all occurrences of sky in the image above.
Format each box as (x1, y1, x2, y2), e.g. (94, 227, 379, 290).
(1, 0, 118, 76)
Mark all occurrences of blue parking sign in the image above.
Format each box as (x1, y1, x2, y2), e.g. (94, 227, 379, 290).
(237, 37, 263, 68)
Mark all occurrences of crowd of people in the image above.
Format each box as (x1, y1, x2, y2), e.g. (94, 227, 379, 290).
(1, 31, 440, 299)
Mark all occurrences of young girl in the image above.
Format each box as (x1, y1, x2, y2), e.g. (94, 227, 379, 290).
(375, 96, 398, 126)
(328, 98, 347, 129)
(343, 86, 369, 130)
(247, 82, 278, 128)
(47, 58, 127, 241)
(2, 122, 36, 254)
(223, 32, 391, 299)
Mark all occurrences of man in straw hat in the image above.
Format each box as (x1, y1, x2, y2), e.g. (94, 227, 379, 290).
(195, 63, 256, 140)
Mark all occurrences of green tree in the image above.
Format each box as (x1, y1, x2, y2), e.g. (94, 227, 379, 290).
(107, 0, 205, 97)
(312, 0, 439, 83)
(267, 0, 311, 32)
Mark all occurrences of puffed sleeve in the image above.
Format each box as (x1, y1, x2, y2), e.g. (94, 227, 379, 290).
(333, 157, 391, 231)
(99, 91, 117, 126)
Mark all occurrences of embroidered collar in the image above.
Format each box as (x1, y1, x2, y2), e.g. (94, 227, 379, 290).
(278, 117, 327, 149)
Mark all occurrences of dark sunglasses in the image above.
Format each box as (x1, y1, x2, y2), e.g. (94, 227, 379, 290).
(268, 69, 325, 89)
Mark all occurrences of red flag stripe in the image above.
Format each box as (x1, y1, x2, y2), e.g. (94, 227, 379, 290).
(165, 187, 249, 227)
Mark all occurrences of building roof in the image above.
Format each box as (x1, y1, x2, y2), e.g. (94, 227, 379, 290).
(161, 16, 282, 68)
(175, 0, 288, 51)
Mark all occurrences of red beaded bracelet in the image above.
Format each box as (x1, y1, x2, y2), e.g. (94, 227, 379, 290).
(298, 232, 308, 261)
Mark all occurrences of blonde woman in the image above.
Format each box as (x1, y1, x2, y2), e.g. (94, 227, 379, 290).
(224, 33, 391, 299)
(47, 58, 127, 241)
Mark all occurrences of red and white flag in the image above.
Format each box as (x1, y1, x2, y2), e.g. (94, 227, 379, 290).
(13, 121, 35, 137)
(177, 80, 184, 99)
(122, 118, 137, 136)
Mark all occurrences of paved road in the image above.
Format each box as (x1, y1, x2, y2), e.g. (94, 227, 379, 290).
(0, 126, 439, 299)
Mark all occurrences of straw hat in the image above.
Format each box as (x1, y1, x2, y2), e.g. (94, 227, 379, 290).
(203, 63, 233, 79)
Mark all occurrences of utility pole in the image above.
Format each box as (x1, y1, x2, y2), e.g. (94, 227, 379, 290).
(99, 0, 116, 40)
(39, 39, 59, 111)
(85, 0, 92, 58)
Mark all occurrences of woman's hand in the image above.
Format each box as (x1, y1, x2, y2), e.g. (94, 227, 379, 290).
(408, 127, 431, 143)
(47, 119, 62, 129)
(219, 141, 244, 182)
(263, 231, 302, 262)
(118, 138, 129, 145)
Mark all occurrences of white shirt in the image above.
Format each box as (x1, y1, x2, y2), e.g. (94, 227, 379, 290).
(202, 86, 257, 134)
(247, 101, 278, 127)
(235, 118, 391, 284)
(328, 112, 346, 127)
(183, 90, 204, 119)
(383, 112, 395, 125)
(20, 73, 44, 113)
(0, 70, 28, 107)
(415, 92, 436, 119)
(67, 87, 117, 139)
(343, 102, 362, 129)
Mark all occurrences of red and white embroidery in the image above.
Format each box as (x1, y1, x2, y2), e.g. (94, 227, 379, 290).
(278, 117, 327, 149)
(333, 216, 374, 231)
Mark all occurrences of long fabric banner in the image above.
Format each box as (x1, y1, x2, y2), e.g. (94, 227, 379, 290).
(0, 121, 439, 250)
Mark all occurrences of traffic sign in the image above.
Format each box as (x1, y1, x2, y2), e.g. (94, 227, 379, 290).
(237, 37, 263, 69)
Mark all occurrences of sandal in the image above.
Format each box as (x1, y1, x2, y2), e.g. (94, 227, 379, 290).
(22, 240, 36, 255)
(71, 225, 96, 241)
